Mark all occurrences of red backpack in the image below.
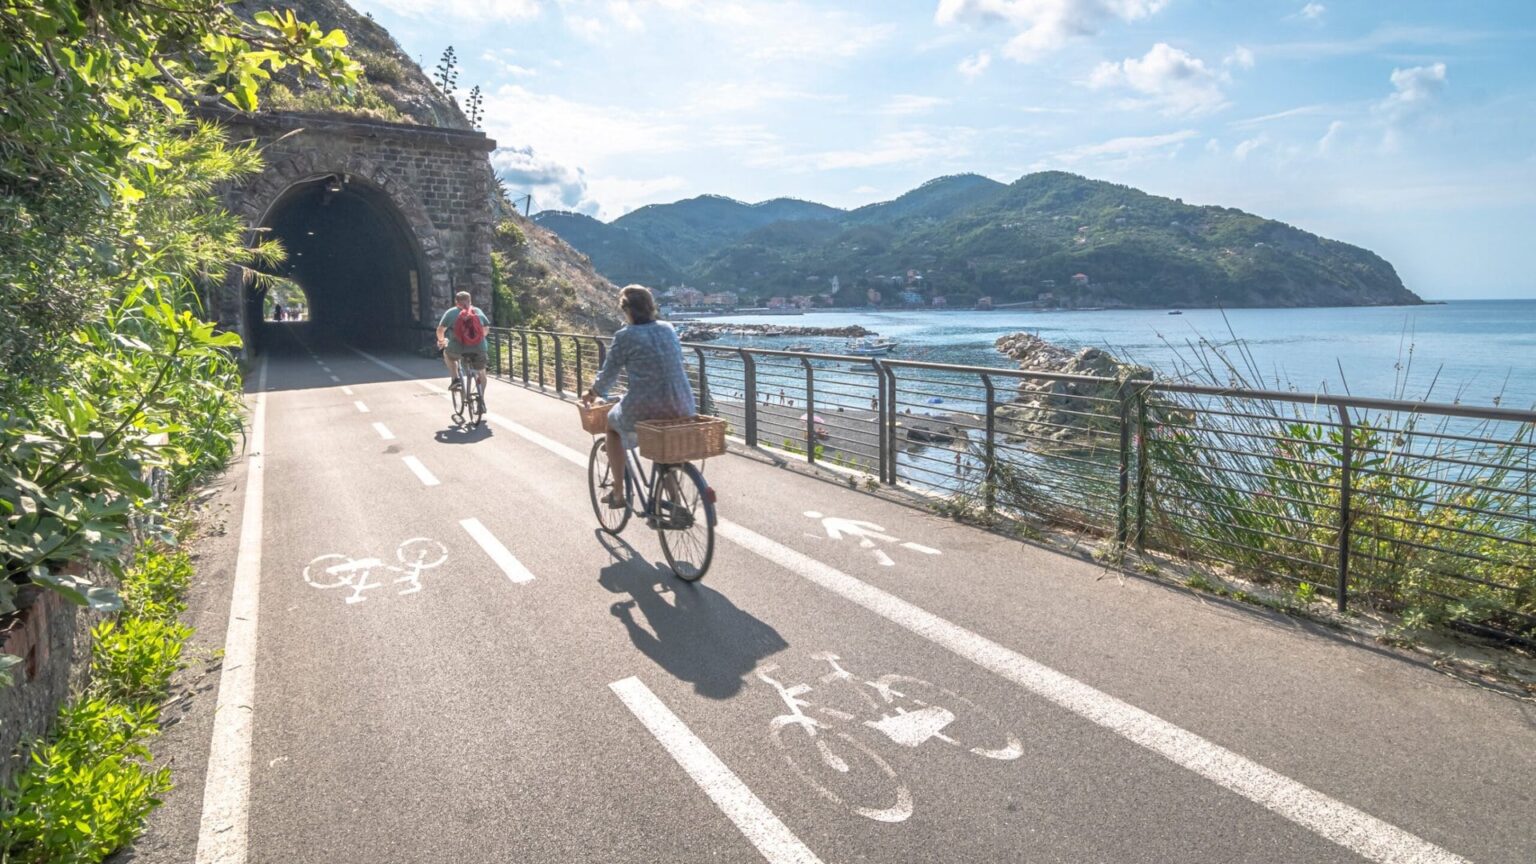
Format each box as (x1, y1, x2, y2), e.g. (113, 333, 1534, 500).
(454, 306, 486, 347)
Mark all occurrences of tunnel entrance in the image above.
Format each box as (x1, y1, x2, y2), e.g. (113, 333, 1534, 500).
(250, 175, 428, 351)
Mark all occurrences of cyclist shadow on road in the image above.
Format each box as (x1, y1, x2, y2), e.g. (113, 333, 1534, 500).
(433, 424, 493, 444)
(597, 532, 787, 700)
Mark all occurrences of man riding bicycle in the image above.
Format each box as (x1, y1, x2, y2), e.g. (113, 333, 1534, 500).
(436, 291, 490, 401)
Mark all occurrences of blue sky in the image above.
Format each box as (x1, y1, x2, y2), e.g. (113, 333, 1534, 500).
(350, 0, 1536, 299)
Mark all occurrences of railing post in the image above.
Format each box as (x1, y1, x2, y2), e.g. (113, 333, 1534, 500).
(1135, 386, 1150, 552)
(596, 336, 606, 367)
(1337, 404, 1353, 613)
(519, 330, 529, 384)
(801, 357, 816, 464)
(535, 333, 545, 389)
(553, 335, 564, 395)
(574, 336, 584, 396)
(981, 373, 996, 512)
(693, 347, 711, 415)
(741, 350, 758, 447)
(1116, 381, 1132, 546)
(883, 365, 899, 484)
(872, 360, 888, 483)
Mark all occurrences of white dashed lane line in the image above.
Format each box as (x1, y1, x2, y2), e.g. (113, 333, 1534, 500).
(610, 677, 823, 864)
(458, 518, 535, 584)
(402, 455, 439, 487)
(353, 400, 370, 414)
(372, 422, 395, 441)
(328, 374, 340, 383)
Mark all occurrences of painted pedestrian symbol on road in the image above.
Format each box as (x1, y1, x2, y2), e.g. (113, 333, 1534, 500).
(758, 651, 1022, 823)
(303, 538, 447, 604)
(804, 511, 941, 567)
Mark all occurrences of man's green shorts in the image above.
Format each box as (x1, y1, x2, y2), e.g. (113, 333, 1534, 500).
(448, 350, 487, 371)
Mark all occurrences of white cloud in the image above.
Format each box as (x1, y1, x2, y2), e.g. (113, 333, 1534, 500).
(1088, 43, 1229, 116)
(360, 0, 540, 21)
(934, 0, 1171, 62)
(565, 14, 606, 41)
(1050, 128, 1197, 164)
(958, 51, 993, 79)
(775, 128, 976, 171)
(877, 94, 950, 116)
(492, 146, 596, 214)
(481, 85, 689, 170)
(1298, 2, 1325, 21)
(1230, 104, 1331, 128)
(684, 83, 844, 114)
(1205, 137, 1221, 154)
(559, 0, 893, 60)
(481, 50, 538, 78)
(1224, 45, 1254, 69)
(1375, 62, 1447, 150)
(1233, 134, 1268, 161)
(1317, 120, 1344, 154)
(1379, 62, 1448, 117)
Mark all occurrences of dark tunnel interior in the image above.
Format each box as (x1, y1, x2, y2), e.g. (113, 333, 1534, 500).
(250, 177, 426, 352)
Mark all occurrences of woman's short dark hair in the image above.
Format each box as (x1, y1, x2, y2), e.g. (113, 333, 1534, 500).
(619, 284, 658, 324)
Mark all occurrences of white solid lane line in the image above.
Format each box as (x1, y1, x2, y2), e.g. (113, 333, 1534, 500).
(610, 677, 824, 864)
(354, 400, 370, 414)
(372, 422, 396, 441)
(195, 356, 267, 864)
(351, 350, 1473, 864)
(402, 455, 439, 487)
(459, 518, 535, 584)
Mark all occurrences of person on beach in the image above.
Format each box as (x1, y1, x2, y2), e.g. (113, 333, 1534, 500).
(582, 285, 696, 508)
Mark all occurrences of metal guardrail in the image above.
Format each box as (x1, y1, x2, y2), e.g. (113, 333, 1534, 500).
(485, 327, 1536, 645)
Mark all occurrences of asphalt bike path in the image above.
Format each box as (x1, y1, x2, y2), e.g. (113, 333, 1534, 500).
(318, 350, 1355, 864)
(159, 342, 1533, 864)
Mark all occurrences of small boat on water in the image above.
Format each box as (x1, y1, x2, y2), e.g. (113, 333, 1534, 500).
(785, 342, 813, 352)
(1168, 310, 1183, 315)
(845, 337, 898, 356)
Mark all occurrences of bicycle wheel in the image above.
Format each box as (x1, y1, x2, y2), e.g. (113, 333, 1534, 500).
(470, 376, 486, 425)
(450, 378, 467, 424)
(769, 717, 912, 823)
(303, 554, 358, 590)
(655, 463, 715, 582)
(867, 675, 1023, 761)
(588, 438, 631, 535)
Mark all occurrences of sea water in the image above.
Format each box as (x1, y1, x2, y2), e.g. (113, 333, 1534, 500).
(700, 299, 1536, 410)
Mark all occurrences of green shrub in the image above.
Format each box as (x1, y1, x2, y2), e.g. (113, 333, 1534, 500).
(89, 618, 193, 706)
(119, 550, 192, 625)
(0, 700, 170, 864)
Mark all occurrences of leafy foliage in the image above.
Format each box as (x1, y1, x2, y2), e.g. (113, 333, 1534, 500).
(0, 1, 358, 624)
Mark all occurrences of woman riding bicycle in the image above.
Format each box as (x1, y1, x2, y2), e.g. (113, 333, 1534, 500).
(581, 285, 696, 508)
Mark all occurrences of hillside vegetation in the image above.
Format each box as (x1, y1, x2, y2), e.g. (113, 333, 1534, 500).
(537, 172, 1422, 309)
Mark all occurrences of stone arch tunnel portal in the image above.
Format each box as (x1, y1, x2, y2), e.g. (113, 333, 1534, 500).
(251, 175, 429, 351)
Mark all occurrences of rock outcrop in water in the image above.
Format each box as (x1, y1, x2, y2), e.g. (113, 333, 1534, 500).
(675, 323, 874, 341)
(993, 333, 1151, 444)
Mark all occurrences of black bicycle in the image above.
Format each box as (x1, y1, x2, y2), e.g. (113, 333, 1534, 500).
(587, 436, 716, 581)
(450, 355, 485, 427)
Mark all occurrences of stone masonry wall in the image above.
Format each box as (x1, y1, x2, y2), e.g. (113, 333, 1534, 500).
(210, 110, 497, 346)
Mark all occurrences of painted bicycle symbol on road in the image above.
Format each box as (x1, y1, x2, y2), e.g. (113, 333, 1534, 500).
(804, 511, 941, 567)
(757, 652, 1021, 823)
(302, 538, 448, 604)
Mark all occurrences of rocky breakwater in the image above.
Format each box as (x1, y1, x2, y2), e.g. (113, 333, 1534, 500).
(993, 333, 1152, 448)
(676, 322, 874, 342)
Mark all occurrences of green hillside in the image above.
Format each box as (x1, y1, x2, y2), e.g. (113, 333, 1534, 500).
(537, 171, 1422, 309)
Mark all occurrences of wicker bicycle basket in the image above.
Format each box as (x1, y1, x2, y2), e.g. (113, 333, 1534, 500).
(635, 416, 727, 463)
(577, 401, 616, 434)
